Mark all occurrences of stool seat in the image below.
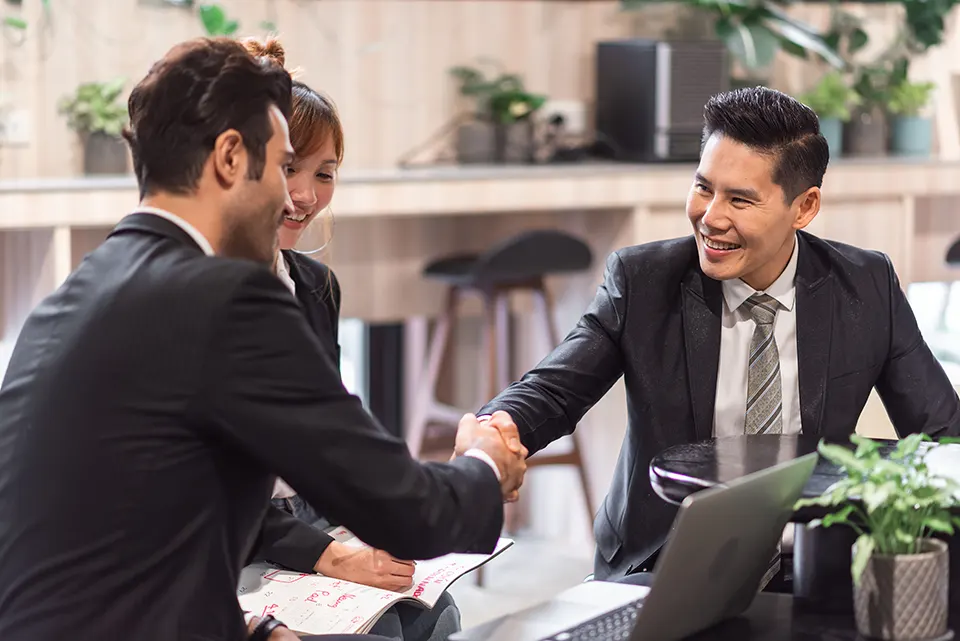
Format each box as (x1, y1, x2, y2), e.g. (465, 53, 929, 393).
(947, 237, 960, 265)
(423, 230, 593, 288)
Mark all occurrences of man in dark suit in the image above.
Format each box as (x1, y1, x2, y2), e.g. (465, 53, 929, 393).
(463, 86, 960, 583)
(0, 38, 526, 641)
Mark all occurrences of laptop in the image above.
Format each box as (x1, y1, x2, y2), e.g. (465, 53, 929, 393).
(451, 451, 818, 641)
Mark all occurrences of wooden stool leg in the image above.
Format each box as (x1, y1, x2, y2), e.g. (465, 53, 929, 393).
(407, 288, 459, 458)
(532, 282, 596, 531)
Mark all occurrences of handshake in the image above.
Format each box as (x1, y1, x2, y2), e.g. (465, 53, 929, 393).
(454, 411, 528, 503)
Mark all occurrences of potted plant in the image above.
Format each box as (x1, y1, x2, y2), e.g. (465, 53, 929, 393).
(620, 0, 844, 87)
(58, 78, 129, 175)
(796, 433, 960, 641)
(798, 72, 861, 158)
(450, 64, 546, 164)
(887, 80, 936, 157)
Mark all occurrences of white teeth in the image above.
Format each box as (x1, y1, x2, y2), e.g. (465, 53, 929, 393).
(285, 215, 306, 223)
(704, 237, 740, 251)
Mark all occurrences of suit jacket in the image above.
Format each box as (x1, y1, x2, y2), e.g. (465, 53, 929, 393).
(0, 213, 503, 641)
(480, 231, 960, 580)
(252, 250, 345, 573)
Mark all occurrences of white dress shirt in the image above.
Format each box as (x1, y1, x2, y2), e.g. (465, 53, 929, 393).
(136, 207, 215, 256)
(713, 237, 801, 437)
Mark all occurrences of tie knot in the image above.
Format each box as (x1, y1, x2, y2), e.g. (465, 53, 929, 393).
(744, 293, 779, 325)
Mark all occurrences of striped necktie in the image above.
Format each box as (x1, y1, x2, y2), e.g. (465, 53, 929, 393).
(743, 293, 783, 435)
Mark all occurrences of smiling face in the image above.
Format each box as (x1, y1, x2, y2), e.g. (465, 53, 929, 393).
(278, 135, 338, 251)
(686, 133, 821, 291)
(221, 104, 295, 264)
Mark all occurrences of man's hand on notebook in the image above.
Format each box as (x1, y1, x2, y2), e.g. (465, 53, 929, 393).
(313, 541, 416, 592)
(454, 412, 528, 502)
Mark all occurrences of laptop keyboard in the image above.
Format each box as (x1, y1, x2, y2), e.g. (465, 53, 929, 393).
(540, 599, 644, 641)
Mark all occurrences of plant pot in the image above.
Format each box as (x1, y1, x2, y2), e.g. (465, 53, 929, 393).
(890, 115, 933, 158)
(845, 108, 887, 157)
(83, 132, 129, 175)
(853, 538, 950, 640)
(818, 117, 843, 158)
(494, 120, 535, 164)
(455, 121, 497, 164)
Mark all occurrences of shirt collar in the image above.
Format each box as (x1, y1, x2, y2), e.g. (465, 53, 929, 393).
(721, 234, 799, 313)
(133, 207, 216, 257)
(275, 252, 297, 295)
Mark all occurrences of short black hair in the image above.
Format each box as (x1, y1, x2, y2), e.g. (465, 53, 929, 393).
(701, 86, 829, 203)
(124, 37, 293, 198)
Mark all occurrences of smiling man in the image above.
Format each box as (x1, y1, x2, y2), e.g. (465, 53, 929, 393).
(466, 86, 960, 584)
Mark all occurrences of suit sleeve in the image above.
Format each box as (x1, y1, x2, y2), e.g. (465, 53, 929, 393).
(253, 505, 334, 573)
(875, 255, 960, 437)
(204, 267, 504, 561)
(479, 251, 628, 454)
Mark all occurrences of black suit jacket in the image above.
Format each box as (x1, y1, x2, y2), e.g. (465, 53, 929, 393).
(0, 213, 503, 641)
(480, 231, 960, 580)
(252, 250, 346, 573)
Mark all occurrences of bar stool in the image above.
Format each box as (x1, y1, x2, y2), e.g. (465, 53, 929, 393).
(407, 230, 597, 556)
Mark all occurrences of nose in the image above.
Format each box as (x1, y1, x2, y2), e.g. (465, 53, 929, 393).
(699, 198, 729, 234)
(290, 184, 318, 211)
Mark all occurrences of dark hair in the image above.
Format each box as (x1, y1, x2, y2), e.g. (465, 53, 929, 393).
(242, 37, 344, 166)
(124, 37, 293, 198)
(701, 86, 829, 203)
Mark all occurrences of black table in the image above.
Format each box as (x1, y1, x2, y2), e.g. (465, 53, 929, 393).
(649, 435, 960, 620)
(686, 593, 858, 640)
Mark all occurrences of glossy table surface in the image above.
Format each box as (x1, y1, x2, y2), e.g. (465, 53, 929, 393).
(648, 435, 960, 521)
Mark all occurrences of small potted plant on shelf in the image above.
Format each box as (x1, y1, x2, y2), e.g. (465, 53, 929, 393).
(798, 71, 861, 158)
(795, 433, 960, 641)
(58, 78, 129, 175)
(886, 79, 937, 158)
(449, 64, 546, 164)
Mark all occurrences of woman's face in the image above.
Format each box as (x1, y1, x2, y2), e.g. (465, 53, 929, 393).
(279, 136, 338, 251)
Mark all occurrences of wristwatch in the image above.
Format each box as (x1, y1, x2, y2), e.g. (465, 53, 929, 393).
(249, 615, 287, 641)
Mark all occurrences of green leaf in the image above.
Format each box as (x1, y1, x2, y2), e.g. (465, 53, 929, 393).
(923, 514, 955, 535)
(848, 28, 869, 54)
(851, 535, 875, 586)
(199, 4, 226, 35)
(852, 434, 882, 457)
(861, 481, 896, 513)
(822, 504, 854, 527)
(759, 6, 844, 69)
(939, 437, 960, 445)
(223, 19, 239, 36)
(260, 20, 277, 32)
(716, 20, 780, 70)
(817, 442, 870, 475)
(779, 38, 807, 60)
(3, 16, 27, 30)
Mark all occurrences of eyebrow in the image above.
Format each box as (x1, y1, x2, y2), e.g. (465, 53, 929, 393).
(695, 172, 761, 201)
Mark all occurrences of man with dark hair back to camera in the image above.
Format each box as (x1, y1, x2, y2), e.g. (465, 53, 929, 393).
(0, 38, 526, 641)
(458, 86, 960, 585)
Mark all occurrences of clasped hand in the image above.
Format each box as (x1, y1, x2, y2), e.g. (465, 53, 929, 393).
(454, 411, 528, 502)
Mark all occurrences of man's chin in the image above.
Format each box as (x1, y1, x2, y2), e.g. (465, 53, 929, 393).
(699, 257, 742, 282)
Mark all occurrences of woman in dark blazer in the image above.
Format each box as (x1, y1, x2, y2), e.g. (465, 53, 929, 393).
(246, 39, 461, 641)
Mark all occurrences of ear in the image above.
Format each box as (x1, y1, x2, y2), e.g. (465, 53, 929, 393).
(792, 186, 821, 230)
(211, 129, 246, 188)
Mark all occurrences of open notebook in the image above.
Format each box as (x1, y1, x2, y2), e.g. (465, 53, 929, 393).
(238, 526, 514, 635)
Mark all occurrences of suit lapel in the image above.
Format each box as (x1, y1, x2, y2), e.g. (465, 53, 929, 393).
(283, 251, 322, 330)
(795, 232, 833, 437)
(682, 269, 723, 441)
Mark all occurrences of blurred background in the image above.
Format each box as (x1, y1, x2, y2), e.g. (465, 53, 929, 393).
(2, 0, 959, 626)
